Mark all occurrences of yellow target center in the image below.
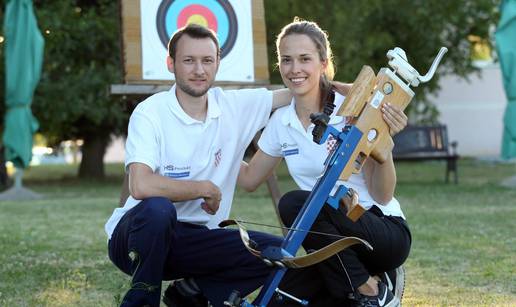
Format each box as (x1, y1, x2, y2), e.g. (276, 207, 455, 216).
(186, 14, 208, 27)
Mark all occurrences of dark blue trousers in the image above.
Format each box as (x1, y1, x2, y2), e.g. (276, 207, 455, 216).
(279, 190, 412, 298)
(108, 197, 330, 307)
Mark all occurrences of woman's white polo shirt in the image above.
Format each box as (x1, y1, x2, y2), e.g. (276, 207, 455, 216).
(258, 93, 405, 219)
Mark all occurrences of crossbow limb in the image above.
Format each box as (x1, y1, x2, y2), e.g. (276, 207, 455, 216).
(219, 219, 372, 269)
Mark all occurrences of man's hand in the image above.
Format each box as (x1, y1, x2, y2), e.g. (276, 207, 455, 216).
(200, 180, 221, 215)
(381, 103, 408, 136)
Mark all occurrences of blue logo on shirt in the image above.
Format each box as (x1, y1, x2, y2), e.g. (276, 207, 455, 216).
(282, 149, 299, 156)
(164, 172, 190, 178)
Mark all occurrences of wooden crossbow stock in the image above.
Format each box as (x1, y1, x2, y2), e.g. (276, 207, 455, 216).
(220, 46, 448, 307)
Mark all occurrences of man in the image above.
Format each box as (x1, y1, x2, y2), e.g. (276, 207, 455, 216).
(106, 24, 353, 307)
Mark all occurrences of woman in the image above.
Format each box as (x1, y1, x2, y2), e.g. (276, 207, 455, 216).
(238, 18, 411, 307)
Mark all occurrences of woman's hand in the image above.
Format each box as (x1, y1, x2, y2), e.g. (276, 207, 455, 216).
(382, 103, 408, 136)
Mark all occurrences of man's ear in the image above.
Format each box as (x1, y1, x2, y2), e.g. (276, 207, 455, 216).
(166, 56, 175, 74)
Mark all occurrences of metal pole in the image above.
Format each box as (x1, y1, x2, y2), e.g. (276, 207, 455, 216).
(14, 167, 23, 189)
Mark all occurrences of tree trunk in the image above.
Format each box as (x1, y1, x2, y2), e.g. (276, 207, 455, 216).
(78, 135, 109, 178)
(0, 146, 8, 190)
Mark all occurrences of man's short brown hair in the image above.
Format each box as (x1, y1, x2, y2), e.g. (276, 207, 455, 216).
(168, 24, 220, 61)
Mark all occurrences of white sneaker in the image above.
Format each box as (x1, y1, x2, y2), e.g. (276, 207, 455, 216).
(350, 281, 400, 307)
(381, 266, 405, 303)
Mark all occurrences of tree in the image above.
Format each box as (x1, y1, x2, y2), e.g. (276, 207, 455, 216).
(2, 1, 500, 179)
(264, 0, 500, 122)
(32, 0, 128, 178)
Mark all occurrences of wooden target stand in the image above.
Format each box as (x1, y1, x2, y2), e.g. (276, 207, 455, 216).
(113, 0, 285, 229)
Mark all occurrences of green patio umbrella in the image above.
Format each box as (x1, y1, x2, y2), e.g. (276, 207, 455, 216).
(496, 0, 516, 159)
(0, 0, 44, 200)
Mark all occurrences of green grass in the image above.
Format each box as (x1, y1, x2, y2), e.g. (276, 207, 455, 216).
(0, 160, 515, 306)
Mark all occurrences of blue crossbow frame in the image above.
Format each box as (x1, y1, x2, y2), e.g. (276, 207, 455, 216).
(226, 123, 365, 307)
(256, 125, 365, 306)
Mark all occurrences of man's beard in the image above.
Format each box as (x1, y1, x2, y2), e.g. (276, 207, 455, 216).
(175, 78, 212, 97)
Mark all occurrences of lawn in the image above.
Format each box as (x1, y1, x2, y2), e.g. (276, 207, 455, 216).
(0, 160, 515, 306)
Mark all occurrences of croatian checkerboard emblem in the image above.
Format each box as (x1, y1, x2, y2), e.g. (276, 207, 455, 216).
(156, 0, 238, 59)
(326, 135, 337, 154)
(214, 148, 222, 167)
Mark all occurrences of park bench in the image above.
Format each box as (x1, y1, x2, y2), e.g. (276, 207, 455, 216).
(392, 124, 459, 183)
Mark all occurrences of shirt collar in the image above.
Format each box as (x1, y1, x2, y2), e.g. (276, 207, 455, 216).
(167, 84, 221, 125)
(280, 98, 298, 126)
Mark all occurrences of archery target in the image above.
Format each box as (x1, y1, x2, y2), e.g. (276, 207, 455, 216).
(140, 0, 254, 81)
(156, 0, 238, 59)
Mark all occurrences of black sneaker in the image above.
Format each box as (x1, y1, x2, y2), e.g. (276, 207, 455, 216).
(380, 266, 405, 302)
(162, 279, 209, 307)
(350, 281, 399, 307)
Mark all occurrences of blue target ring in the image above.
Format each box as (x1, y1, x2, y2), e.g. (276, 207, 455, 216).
(156, 0, 238, 59)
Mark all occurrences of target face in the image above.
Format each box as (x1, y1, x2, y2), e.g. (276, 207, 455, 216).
(156, 0, 238, 59)
(139, 0, 253, 81)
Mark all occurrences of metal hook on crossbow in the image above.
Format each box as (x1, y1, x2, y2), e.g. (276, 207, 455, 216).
(387, 46, 448, 87)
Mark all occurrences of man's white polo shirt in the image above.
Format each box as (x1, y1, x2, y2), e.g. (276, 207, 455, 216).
(258, 93, 405, 219)
(105, 85, 273, 239)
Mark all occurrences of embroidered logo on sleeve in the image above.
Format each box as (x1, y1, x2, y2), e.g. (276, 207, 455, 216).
(164, 172, 190, 178)
(282, 148, 299, 156)
(163, 164, 191, 178)
(281, 142, 299, 156)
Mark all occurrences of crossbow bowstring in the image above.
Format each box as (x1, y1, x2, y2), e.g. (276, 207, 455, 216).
(231, 219, 349, 240)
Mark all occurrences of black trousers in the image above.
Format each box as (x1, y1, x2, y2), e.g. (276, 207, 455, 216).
(279, 190, 412, 298)
(108, 197, 348, 307)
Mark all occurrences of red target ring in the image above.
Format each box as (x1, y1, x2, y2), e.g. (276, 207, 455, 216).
(177, 5, 218, 33)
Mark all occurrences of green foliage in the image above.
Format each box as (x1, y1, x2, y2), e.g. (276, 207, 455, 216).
(264, 0, 500, 122)
(32, 0, 127, 145)
(0, 0, 501, 173)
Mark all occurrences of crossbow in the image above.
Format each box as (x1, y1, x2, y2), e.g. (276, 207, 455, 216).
(220, 46, 448, 306)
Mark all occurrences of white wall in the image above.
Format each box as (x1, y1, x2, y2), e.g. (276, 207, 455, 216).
(428, 64, 507, 157)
